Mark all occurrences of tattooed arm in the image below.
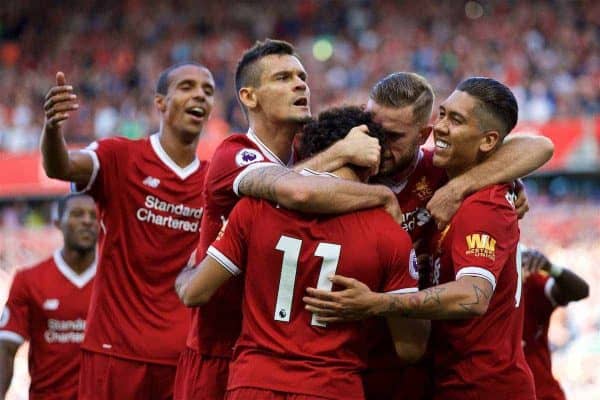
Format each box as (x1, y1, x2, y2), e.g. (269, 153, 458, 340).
(237, 165, 402, 222)
(303, 275, 493, 322)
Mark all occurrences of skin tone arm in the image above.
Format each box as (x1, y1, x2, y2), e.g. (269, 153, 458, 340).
(523, 249, 589, 305)
(237, 165, 404, 224)
(387, 316, 430, 363)
(294, 125, 382, 176)
(40, 72, 94, 184)
(0, 340, 19, 398)
(427, 135, 554, 228)
(303, 274, 493, 323)
(177, 256, 234, 307)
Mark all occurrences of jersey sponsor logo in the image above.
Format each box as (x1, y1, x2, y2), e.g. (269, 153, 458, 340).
(0, 306, 9, 328)
(409, 249, 419, 280)
(43, 299, 60, 310)
(45, 318, 86, 344)
(465, 233, 497, 260)
(136, 195, 203, 232)
(235, 148, 264, 166)
(143, 176, 161, 188)
(401, 208, 431, 232)
(413, 176, 433, 200)
(216, 216, 229, 240)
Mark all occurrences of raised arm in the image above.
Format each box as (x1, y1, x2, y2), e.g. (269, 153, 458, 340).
(294, 125, 381, 175)
(237, 165, 402, 223)
(523, 249, 589, 305)
(0, 340, 19, 398)
(427, 135, 554, 227)
(41, 72, 94, 185)
(303, 274, 493, 322)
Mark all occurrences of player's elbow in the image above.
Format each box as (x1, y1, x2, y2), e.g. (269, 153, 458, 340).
(572, 281, 590, 302)
(394, 341, 426, 364)
(181, 288, 211, 307)
(467, 301, 489, 317)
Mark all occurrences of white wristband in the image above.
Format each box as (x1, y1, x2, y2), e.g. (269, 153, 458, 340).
(549, 264, 564, 277)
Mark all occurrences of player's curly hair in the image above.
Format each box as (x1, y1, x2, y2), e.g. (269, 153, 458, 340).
(299, 106, 386, 161)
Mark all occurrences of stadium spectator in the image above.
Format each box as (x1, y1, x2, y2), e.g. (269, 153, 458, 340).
(178, 106, 429, 400)
(0, 193, 97, 400)
(305, 77, 537, 399)
(521, 246, 589, 400)
(40, 64, 214, 399)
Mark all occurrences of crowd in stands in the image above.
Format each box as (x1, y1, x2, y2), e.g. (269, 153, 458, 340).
(1, 0, 599, 153)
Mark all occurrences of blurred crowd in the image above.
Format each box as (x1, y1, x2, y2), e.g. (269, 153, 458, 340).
(1, 0, 599, 153)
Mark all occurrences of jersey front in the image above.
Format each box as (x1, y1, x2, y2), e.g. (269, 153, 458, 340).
(188, 130, 289, 356)
(523, 272, 565, 400)
(428, 184, 535, 400)
(78, 134, 208, 365)
(0, 252, 95, 400)
(209, 197, 418, 399)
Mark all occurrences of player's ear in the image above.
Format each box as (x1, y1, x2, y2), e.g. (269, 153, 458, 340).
(418, 125, 432, 145)
(479, 130, 500, 154)
(239, 87, 258, 111)
(154, 94, 167, 113)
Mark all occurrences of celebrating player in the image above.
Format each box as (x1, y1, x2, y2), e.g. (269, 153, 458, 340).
(521, 247, 589, 400)
(41, 63, 214, 399)
(305, 77, 541, 400)
(179, 106, 429, 400)
(174, 40, 403, 400)
(0, 194, 97, 400)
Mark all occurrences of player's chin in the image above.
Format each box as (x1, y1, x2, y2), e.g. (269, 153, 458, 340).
(432, 152, 449, 168)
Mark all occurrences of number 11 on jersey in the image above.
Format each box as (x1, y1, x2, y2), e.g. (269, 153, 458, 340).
(274, 235, 341, 327)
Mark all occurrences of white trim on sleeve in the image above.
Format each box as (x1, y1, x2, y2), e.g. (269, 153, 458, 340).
(456, 267, 497, 291)
(544, 278, 558, 307)
(0, 330, 25, 345)
(387, 287, 419, 295)
(71, 149, 100, 194)
(207, 246, 242, 276)
(232, 162, 279, 196)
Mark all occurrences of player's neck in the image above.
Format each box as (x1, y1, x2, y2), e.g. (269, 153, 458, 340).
(249, 118, 297, 164)
(61, 248, 96, 275)
(158, 128, 199, 168)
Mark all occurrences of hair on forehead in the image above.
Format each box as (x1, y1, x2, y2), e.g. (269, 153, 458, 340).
(55, 193, 94, 221)
(156, 62, 208, 95)
(456, 77, 518, 138)
(370, 72, 435, 125)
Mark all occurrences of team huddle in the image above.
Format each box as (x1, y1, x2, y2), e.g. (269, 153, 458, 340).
(0, 39, 589, 400)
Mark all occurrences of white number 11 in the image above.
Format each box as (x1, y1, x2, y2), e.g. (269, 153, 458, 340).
(274, 235, 341, 327)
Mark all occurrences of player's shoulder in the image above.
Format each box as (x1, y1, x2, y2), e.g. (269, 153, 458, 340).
(13, 256, 55, 284)
(461, 183, 516, 214)
(357, 208, 409, 237)
(209, 133, 266, 168)
(87, 135, 146, 154)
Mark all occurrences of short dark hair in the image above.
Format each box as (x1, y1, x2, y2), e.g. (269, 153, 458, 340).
(56, 193, 93, 221)
(234, 39, 297, 112)
(370, 72, 435, 125)
(299, 106, 385, 160)
(156, 62, 207, 95)
(456, 77, 518, 137)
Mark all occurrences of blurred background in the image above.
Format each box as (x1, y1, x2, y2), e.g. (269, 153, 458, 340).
(0, 0, 598, 398)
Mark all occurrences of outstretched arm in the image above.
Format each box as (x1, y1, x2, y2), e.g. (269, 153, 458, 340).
(427, 135, 554, 227)
(303, 274, 493, 322)
(0, 340, 19, 398)
(41, 72, 94, 184)
(237, 165, 403, 223)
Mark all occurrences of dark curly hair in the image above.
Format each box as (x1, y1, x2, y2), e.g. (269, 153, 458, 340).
(299, 106, 385, 161)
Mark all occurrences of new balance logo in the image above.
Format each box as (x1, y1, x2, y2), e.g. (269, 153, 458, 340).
(43, 299, 60, 310)
(143, 176, 161, 188)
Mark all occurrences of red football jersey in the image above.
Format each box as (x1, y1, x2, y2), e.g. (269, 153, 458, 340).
(77, 134, 208, 365)
(523, 272, 565, 400)
(367, 148, 448, 374)
(188, 130, 291, 356)
(208, 197, 418, 399)
(0, 252, 95, 400)
(428, 184, 535, 400)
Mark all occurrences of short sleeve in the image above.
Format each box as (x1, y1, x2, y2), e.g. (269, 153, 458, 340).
(206, 198, 256, 276)
(0, 272, 31, 344)
(451, 195, 518, 291)
(377, 215, 419, 294)
(526, 272, 557, 311)
(72, 137, 129, 204)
